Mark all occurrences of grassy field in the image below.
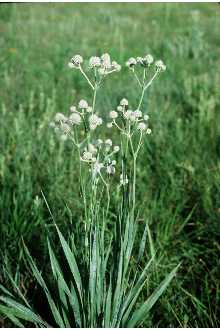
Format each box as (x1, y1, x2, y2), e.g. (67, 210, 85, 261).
(0, 2, 220, 327)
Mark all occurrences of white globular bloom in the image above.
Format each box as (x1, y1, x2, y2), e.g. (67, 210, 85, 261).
(89, 56, 101, 68)
(107, 122, 113, 128)
(120, 174, 129, 186)
(146, 128, 152, 134)
(117, 105, 123, 112)
(49, 121, 55, 128)
(61, 123, 71, 134)
(60, 134, 68, 141)
(101, 53, 111, 69)
(144, 54, 154, 65)
(155, 60, 166, 72)
(89, 114, 102, 130)
(70, 106, 77, 113)
(112, 61, 121, 72)
(78, 99, 88, 109)
(137, 122, 147, 131)
(129, 112, 137, 122)
(98, 68, 106, 76)
(126, 57, 137, 68)
(88, 143, 97, 155)
(96, 139, 103, 146)
(92, 162, 104, 175)
(134, 110, 142, 118)
(109, 110, 118, 119)
(144, 114, 149, 121)
(70, 55, 83, 68)
(69, 112, 81, 125)
(81, 151, 93, 162)
(86, 106, 92, 113)
(105, 139, 113, 146)
(136, 57, 143, 64)
(120, 98, 129, 106)
(54, 113, 67, 122)
(123, 110, 132, 120)
(113, 146, 120, 153)
(106, 164, 116, 175)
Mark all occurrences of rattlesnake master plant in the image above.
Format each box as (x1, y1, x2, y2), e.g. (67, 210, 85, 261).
(0, 53, 179, 328)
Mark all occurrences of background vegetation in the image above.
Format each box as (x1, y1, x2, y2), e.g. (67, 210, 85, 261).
(0, 3, 220, 327)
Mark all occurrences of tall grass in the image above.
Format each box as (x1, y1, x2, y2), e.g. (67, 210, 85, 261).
(0, 3, 220, 327)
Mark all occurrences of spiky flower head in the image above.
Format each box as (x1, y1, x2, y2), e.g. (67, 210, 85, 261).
(89, 56, 101, 68)
(126, 57, 137, 68)
(155, 60, 166, 72)
(137, 122, 147, 131)
(69, 55, 83, 68)
(69, 112, 81, 125)
(109, 111, 118, 119)
(120, 98, 129, 106)
(78, 100, 88, 109)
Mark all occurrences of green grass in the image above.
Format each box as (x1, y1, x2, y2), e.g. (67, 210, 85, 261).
(0, 3, 220, 327)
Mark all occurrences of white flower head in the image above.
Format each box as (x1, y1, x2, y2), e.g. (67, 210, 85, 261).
(89, 114, 102, 130)
(113, 146, 120, 153)
(93, 162, 104, 175)
(78, 99, 88, 109)
(137, 122, 147, 131)
(120, 174, 129, 186)
(112, 61, 121, 72)
(155, 60, 166, 72)
(88, 143, 97, 155)
(144, 54, 154, 65)
(96, 139, 103, 146)
(117, 106, 123, 112)
(107, 122, 113, 128)
(106, 164, 115, 175)
(89, 56, 101, 68)
(120, 98, 129, 107)
(144, 114, 149, 121)
(49, 121, 56, 128)
(129, 112, 137, 122)
(61, 123, 71, 134)
(86, 106, 92, 113)
(105, 139, 112, 146)
(69, 112, 81, 125)
(134, 110, 142, 118)
(81, 151, 93, 162)
(123, 110, 132, 120)
(126, 57, 137, 68)
(54, 113, 66, 123)
(101, 53, 111, 69)
(70, 55, 83, 68)
(70, 106, 77, 113)
(98, 68, 106, 76)
(146, 128, 152, 134)
(136, 57, 143, 64)
(60, 134, 68, 141)
(109, 110, 118, 119)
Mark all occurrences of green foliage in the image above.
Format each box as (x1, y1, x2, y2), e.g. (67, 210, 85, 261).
(0, 3, 220, 327)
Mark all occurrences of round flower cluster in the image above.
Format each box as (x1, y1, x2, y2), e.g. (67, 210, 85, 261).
(80, 139, 120, 177)
(89, 53, 121, 75)
(126, 54, 166, 72)
(68, 55, 83, 69)
(107, 99, 152, 135)
(50, 99, 103, 140)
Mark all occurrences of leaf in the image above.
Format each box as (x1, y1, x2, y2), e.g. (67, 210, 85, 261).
(47, 239, 82, 327)
(0, 297, 48, 327)
(127, 264, 180, 327)
(24, 244, 65, 327)
(56, 225, 83, 299)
